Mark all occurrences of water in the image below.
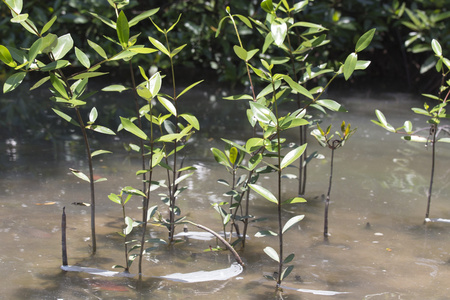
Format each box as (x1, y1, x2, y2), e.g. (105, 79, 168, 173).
(1, 90, 450, 299)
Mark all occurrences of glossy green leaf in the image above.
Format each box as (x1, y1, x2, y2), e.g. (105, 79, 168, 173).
(402, 135, 428, 142)
(3, 72, 26, 93)
(229, 147, 238, 165)
(261, 0, 273, 13)
(129, 8, 159, 27)
(52, 34, 74, 60)
(283, 197, 306, 205)
(40, 60, 70, 72)
(117, 11, 129, 47)
(343, 52, 357, 80)
(30, 76, 50, 90)
(108, 193, 121, 204)
(248, 184, 278, 204)
(263, 246, 279, 262)
(158, 96, 177, 116)
(283, 253, 295, 264)
(178, 80, 204, 98)
(52, 108, 80, 127)
(71, 169, 90, 182)
(27, 38, 43, 69)
(87, 39, 107, 59)
(174, 172, 194, 186)
(281, 265, 294, 281)
(221, 138, 249, 154)
(124, 216, 134, 235)
(180, 113, 200, 130)
(431, 39, 442, 57)
(148, 36, 170, 56)
(102, 84, 129, 93)
(280, 144, 307, 169)
(283, 75, 313, 99)
(122, 186, 146, 197)
(170, 44, 187, 58)
(316, 99, 347, 112)
(0, 45, 16, 67)
(89, 12, 116, 29)
(5, 0, 23, 14)
(249, 101, 276, 125)
(120, 117, 148, 140)
(355, 28, 376, 53)
(233, 45, 248, 61)
(75, 47, 90, 68)
(49, 73, 68, 99)
(271, 20, 287, 47)
(148, 72, 162, 97)
(91, 150, 112, 157)
(41, 15, 57, 35)
(40, 33, 58, 54)
(89, 107, 98, 123)
(211, 148, 231, 168)
(128, 46, 157, 54)
(10, 13, 28, 23)
(71, 72, 108, 80)
(248, 153, 263, 170)
(282, 215, 304, 234)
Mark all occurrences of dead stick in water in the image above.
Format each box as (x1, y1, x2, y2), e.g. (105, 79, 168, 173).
(62, 207, 68, 266)
(185, 221, 245, 267)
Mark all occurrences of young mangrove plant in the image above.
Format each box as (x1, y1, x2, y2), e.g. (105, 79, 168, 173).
(372, 39, 450, 221)
(311, 121, 356, 238)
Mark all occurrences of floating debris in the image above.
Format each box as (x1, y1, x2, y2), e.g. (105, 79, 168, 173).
(156, 263, 243, 283)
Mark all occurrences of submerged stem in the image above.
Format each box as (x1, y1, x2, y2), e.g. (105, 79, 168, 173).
(324, 146, 336, 238)
(425, 124, 436, 219)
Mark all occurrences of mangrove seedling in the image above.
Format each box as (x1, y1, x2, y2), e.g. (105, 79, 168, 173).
(372, 39, 450, 220)
(311, 121, 356, 238)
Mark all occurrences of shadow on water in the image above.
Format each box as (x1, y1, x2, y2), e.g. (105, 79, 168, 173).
(2, 90, 450, 299)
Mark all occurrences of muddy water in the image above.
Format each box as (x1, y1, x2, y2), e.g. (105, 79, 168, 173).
(1, 91, 450, 299)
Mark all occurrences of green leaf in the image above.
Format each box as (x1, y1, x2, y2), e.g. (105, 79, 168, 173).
(40, 60, 70, 72)
(211, 148, 232, 168)
(0, 45, 17, 67)
(27, 38, 43, 69)
(52, 34, 74, 60)
(174, 172, 194, 185)
(355, 28, 376, 52)
(283, 253, 295, 264)
(343, 52, 357, 80)
(129, 8, 159, 27)
(11, 13, 28, 23)
(283, 197, 306, 205)
(280, 144, 307, 169)
(281, 265, 294, 281)
(75, 47, 90, 68)
(52, 108, 80, 127)
(89, 12, 116, 29)
(108, 193, 121, 204)
(89, 107, 98, 123)
(248, 184, 278, 204)
(282, 215, 305, 234)
(102, 84, 129, 93)
(180, 113, 200, 130)
(148, 36, 170, 56)
(122, 186, 146, 197)
(249, 101, 276, 125)
(255, 230, 278, 237)
(271, 20, 287, 47)
(41, 15, 57, 35)
(157, 96, 177, 116)
(5, 0, 23, 14)
(30, 76, 50, 90)
(402, 135, 428, 142)
(233, 45, 248, 61)
(124, 216, 134, 235)
(148, 72, 162, 97)
(170, 44, 187, 58)
(91, 150, 112, 157)
(71, 169, 90, 182)
(3, 72, 26, 93)
(283, 75, 313, 99)
(87, 39, 107, 59)
(178, 80, 204, 98)
(315, 99, 347, 112)
(120, 117, 148, 140)
(431, 39, 442, 57)
(49, 73, 68, 99)
(229, 147, 238, 165)
(261, 0, 273, 13)
(263, 246, 279, 262)
(71, 72, 108, 80)
(117, 11, 130, 47)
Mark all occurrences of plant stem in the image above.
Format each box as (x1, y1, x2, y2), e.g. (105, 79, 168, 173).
(425, 124, 436, 219)
(324, 146, 336, 238)
(62, 207, 68, 266)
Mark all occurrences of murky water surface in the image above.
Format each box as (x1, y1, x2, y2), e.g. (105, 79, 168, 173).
(2, 90, 450, 299)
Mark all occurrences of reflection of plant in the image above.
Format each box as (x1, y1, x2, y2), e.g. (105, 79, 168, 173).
(312, 121, 356, 238)
(372, 39, 450, 220)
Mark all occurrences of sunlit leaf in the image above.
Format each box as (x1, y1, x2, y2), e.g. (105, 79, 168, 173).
(316, 99, 347, 112)
(41, 15, 57, 35)
(102, 84, 129, 93)
(10, 13, 28, 23)
(263, 246, 279, 262)
(248, 184, 277, 204)
(255, 230, 278, 237)
(355, 28, 376, 53)
(280, 144, 307, 169)
(91, 150, 112, 157)
(280, 265, 294, 281)
(52, 108, 80, 127)
(148, 36, 169, 56)
(343, 52, 357, 80)
(180, 113, 200, 130)
(271, 19, 287, 47)
(0, 45, 16, 67)
(117, 11, 129, 47)
(122, 186, 146, 197)
(282, 215, 305, 234)
(70, 169, 90, 182)
(75, 47, 90, 68)
(158, 96, 177, 116)
(129, 8, 159, 27)
(211, 148, 231, 168)
(52, 34, 74, 60)
(120, 117, 148, 140)
(49, 73, 68, 99)
(40, 60, 70, 72)
(87, 39, 107, 59)
(108, 193, 121, 204)
(3, 72, 26, 93)
(178, 80, 204, 98)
